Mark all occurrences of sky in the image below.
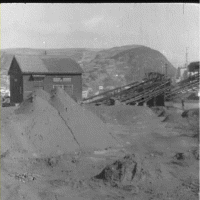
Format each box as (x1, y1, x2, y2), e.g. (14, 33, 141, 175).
(1, 3, 199, 66)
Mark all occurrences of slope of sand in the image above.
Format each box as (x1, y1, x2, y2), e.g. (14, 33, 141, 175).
(5, 88, 119, 157)
(12, 95, 80, 157)
(1, 102, 199, 200)
(86, 104, 199, 156)
(48, 88, 120, 150)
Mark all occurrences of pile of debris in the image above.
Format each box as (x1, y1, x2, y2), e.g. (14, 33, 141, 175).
(94, 154, 139, 190)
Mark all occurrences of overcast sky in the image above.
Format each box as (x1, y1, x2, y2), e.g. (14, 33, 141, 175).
(1, 3, 199, 65)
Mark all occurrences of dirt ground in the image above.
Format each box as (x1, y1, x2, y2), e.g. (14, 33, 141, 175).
(1, 92, 199, 200)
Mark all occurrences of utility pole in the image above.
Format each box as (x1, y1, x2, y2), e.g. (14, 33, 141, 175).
(185, 47, 190, 77)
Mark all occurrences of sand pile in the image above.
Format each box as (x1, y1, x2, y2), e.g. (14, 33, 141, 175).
(84, 105, 157, 125)
(48, 88, 120, 149)
(11, 88, 119, 157)
(13, 95, 79, 157)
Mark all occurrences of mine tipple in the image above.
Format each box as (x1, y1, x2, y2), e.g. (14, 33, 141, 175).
(82, 72, 171, 107)
(82, 70, 199, 107)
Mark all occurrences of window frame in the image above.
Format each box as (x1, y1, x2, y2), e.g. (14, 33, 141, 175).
(34, 86, 44, 90)
(29, 75, 45, 82)
(53, 85, 64, 89)
(63, 77, 71, 82)
(52, 84, 73, 95)
(53, 77, 72, 82)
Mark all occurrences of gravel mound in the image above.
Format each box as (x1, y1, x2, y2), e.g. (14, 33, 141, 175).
(13, 95, 79, 157)
(10, 88, 119, 157)
(84, 105, 156, 125)
(48, 88, 120, 150)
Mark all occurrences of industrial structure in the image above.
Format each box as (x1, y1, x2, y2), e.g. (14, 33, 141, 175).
(82, 71, 199, 107)
(4, 52, 199, 107)
(7, 55, 83, 104)
(187, 61, 199, 73)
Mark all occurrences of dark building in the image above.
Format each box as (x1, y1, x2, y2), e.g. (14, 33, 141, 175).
(7, 55, 83, 104)
(187, 61, 199, 73)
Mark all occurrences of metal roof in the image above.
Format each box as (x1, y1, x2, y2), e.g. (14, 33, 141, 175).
(12, 55, 83, 74)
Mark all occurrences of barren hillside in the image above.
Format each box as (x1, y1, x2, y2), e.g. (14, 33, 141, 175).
(1, 45, 176, 94)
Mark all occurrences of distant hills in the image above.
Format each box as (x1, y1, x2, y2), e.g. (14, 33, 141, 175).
(1, 45, 176, 94)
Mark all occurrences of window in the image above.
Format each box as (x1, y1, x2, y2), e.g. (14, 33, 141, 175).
(29, 75, 45, 82)
(34, 86, 44, 90)
(53, 77, 71, 82)
(53, 85, 73, 95)
(53, 85, 64, 89)
(53, 78, 61, 82)
(34, 77, 44, 82)
(63, 78, 71, 82)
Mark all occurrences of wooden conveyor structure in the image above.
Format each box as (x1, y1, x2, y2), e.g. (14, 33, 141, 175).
(82, 72, 199, 106)
(165, 73, 199, 100)
(132, 73, 199, 105)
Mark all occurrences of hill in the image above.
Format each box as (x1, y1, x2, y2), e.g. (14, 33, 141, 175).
(82, 45, 176, 93)
(1, 45, 176, 94)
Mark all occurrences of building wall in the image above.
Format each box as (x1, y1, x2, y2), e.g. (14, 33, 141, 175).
(9, 57, 83, 103)
(23, 74, 82, 102)
(23, 75, 34, 99)
(10, 74, 23, 103)
(71, 75, 82, 101)
(9, 58, 23, 103)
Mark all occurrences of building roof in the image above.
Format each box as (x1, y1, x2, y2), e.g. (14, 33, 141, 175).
(42, 56, 83, 74)
(1, 53, 14, 71)
(15, 55, 48, 73)
(11, 55, 83, 74)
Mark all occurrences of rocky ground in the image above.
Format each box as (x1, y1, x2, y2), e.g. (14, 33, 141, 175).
(1, 91, 199, 200)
